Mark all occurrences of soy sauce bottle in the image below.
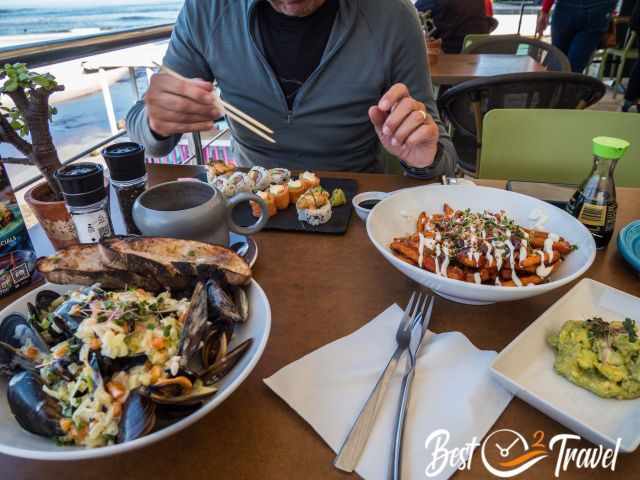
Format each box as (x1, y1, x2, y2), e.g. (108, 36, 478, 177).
(566, 136, 630, 249)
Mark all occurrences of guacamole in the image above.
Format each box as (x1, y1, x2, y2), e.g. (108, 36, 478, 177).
(548, 317, 640, 399)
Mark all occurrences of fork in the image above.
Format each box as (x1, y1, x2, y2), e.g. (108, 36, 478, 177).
(391, 295, 435, 480)
(334, 291, 430, 472)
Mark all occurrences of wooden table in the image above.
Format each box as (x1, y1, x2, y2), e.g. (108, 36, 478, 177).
(2, 166, 639, 480)
(430, 53, 547, 86)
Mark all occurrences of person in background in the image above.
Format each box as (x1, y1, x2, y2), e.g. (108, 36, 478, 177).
(126, 0, 458, 178)
(536, 0, 617, 73)
(622, 0, 640, 112)
(414, 0, 494, 53)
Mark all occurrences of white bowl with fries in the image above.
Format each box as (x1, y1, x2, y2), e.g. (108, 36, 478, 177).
(366, 185, 597, 305)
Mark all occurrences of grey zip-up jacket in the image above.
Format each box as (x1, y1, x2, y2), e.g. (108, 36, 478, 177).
(126, 0, 457, 175)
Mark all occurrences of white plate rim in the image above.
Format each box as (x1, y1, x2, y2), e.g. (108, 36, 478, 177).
(490, 277, 640, 452)
(0, 279, 271, 461)
(366, 184, 597, 293)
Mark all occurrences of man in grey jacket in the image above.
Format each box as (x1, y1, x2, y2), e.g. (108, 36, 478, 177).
(126, 0, 458, 177)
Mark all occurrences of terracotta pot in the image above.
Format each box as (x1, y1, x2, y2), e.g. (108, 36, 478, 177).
(24, 182, 78, 250)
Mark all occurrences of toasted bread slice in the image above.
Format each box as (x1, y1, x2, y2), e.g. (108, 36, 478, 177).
(100, 237, 251, 287)
(36, 244, 163, 292)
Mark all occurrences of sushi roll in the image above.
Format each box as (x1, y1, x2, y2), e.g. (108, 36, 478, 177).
(296, 189, 332, 226)
(251, 191, 277, 218)
(269, 184, 290, 210)
(269, 168, 291, 185)
(227, 171, 255, 194)
(213, 175, 236, 198)
(299, 171, 320, 190)
(288, 179, 306, 203)
(209, 160, 236, 176)
(248, 166, 271, 191)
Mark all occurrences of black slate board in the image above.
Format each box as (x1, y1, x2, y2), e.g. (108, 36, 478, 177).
(232, 178, 358, 235)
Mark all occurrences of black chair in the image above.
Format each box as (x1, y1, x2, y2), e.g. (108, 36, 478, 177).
(463, 35, 572, 73)
(437, 72, 606, 175)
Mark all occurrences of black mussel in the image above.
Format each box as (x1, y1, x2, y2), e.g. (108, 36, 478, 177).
(178, 282, 210, 372)
(206, 279, 242, 324)
(35, 290, 62, 313)
(92, 351, 147, 380)
(8, 370, 64, 437)
(200, 338, 253, 386)
(142, 376, 217, 406)
(0, 342, 38, 375)
(0, 313, 48, 353)
(117, 390, 156, 443)
(51, 299, 85, 336)
(231, 286, 249, 323)
(153, 403, 199, 425)
(200, 326, 228, 370)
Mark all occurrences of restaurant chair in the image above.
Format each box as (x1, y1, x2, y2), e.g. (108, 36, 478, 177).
(437, 72, 606, 176)
(463, 35, 572, 73)
(597, 29, 639, 98)
(479, 109, 640, 188)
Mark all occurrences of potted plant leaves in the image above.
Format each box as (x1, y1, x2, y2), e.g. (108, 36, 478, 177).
(0, 63, 78, 249)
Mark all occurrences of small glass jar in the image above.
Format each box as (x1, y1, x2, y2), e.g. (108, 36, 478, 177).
(54, 163, 114, 244)
(102, 142, 147, 235)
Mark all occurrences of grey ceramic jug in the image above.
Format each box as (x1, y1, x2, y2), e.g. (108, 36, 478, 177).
(132, 180, 268, 245)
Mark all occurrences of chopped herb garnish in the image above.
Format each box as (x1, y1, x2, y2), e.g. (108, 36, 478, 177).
(146, 323, 155, 330)
(586, 317, 610, 339)
(163, 325, 171, 337)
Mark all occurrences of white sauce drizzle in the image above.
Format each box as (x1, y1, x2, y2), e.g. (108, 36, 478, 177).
(534, 249, 554, 278)
(505, 239, 522, 287)
(440, 246, 450, 277)
(495, 277, 502, 286)
(474, 272, 482, 284)
(434, 244, 442, 276)
(418, 233, 426, 268)
(519, 239, 528, 266)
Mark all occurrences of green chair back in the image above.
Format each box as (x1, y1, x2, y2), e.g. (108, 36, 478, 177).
(479, 109, 640, 187)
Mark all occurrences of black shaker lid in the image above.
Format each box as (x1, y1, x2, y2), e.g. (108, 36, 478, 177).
(54, 162, 106, 207)
(102, 142, 146, 182)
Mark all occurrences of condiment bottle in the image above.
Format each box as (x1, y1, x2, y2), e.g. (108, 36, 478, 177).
(102, 142, 147, 235)
(54, 162, 113, 244)
(566, 136, 630, 249)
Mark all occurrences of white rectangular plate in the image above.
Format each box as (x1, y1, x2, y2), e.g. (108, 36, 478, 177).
(491, 278, 640, 452)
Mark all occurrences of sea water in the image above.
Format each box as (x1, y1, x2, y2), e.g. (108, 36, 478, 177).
(0, 1, 182, 37)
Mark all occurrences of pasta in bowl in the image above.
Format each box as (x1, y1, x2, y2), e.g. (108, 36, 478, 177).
(366, 185, 597, 305)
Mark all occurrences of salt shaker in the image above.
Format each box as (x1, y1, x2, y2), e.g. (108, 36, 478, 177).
(55, 163, 113, 244)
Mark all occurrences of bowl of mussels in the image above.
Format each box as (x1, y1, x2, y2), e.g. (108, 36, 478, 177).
(0, 237, 271, 460)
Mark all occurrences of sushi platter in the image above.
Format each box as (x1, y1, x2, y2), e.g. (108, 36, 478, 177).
(207, 162, 358, 234)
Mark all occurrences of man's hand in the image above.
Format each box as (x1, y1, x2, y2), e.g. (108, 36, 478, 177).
(369, 83, 439, 169)
(145, 73, 223, 137)
(536, 12, 550, 39)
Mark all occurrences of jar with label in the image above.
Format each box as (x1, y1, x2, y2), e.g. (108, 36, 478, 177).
(54, 163, 114, 244)
(566, 136, 630, 249)
(102, 142, 147, 235)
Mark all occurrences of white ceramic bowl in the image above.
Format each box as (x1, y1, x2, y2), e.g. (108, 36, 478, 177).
(352, 191, 389, 222)
(366, 185, 597, 304)
(0, 281, 271, 460)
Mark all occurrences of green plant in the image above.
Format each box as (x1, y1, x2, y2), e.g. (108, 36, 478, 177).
(0, 63, 65, 199)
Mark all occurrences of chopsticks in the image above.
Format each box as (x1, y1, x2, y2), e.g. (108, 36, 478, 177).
(152, 62, 276, 144)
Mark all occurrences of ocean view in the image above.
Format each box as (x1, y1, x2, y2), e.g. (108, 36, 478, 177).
(0, 1, 182, 37)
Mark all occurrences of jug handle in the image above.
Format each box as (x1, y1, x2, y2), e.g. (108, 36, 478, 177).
(225, 192, 269, 236)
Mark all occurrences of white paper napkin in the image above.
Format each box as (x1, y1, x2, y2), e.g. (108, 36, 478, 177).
(264, 304, 513, 480)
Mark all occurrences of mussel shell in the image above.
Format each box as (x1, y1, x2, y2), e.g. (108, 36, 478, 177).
(231, 286, 249, 323)
(0, 313, 48, 353)
(93, 352, 148, 380)
(35, 290, 62, 312)
(143, 382, 217, 406)
(117, 390, 156, 443)
(8, 370, 63, 438)
(0, 341, 38, 376)
(206, 279, 242, 324)
(178, 282, 210, 372)
(200, 338, 253, 386)
(51, 299, 85, 335)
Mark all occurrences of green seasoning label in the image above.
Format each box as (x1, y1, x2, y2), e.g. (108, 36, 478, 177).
(578, 203, 606, 227)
